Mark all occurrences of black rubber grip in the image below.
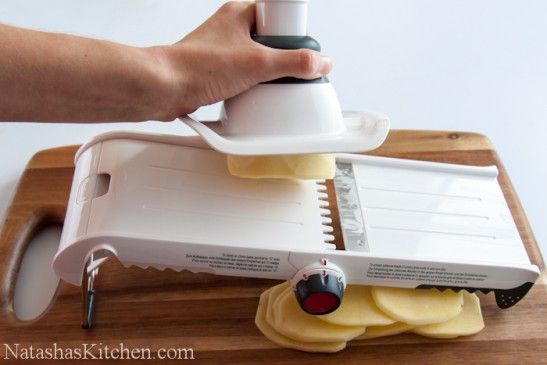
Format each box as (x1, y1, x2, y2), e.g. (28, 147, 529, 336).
(252, 35, 321, 52)
(252, 35, 327, 84)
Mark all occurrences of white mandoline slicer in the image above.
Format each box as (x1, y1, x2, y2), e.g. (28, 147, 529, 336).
(53, 132, 540, 328)
(53, 0, 539, 328)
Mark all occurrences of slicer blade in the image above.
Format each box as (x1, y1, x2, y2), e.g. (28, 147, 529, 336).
(333, 162, 369, 252)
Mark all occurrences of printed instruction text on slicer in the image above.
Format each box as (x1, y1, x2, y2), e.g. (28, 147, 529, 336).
(52, 134, 540, 328)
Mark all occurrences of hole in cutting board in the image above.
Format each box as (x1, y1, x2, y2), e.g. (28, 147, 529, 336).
(13, 224, 61, 321)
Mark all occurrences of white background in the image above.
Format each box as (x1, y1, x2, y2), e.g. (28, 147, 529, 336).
(1, 0, 546, 317)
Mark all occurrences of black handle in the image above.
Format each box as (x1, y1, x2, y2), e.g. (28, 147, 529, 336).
(252, 35, 328, 84)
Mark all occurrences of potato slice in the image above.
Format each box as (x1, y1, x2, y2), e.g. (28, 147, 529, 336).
(273, 288, 365, 342)
(413, 292, 484, 338)
(227, 154, 335, 180)
(265, 281, 291, 326)
(318, 285, 396, 327)
(371, 287, 463, 325)
(255, 287, 346, 352)
(355, 322, 415, 340)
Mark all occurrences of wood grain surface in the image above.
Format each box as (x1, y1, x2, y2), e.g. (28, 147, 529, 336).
(0, 130, 545, 364)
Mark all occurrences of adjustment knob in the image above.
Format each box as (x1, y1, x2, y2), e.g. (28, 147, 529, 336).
(291, 259, 346, 315)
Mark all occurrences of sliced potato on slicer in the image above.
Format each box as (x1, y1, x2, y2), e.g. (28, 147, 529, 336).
(413, 292, 484, 339)
(355, 322, 415, 340)
(227, 154, 336, 180)
(255, 287, 346, 353)
(272, 288, 365, 343)
(371, 286, 464, 325)
(318, 285, 396, 327)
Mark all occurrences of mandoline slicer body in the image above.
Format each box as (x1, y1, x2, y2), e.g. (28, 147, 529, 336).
(53, 132, 540, 327)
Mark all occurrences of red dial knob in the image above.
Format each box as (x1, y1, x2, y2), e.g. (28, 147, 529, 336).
(294, 273, 344, 315)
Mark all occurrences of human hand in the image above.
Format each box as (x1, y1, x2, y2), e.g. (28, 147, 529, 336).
(149, 1, 333, 120)
(0, 2, 331, 123)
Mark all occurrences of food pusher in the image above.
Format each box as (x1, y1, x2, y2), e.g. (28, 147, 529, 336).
(179, 0, 390, 156)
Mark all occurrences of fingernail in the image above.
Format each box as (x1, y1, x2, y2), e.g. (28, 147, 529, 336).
(319, 55, 333, 76)
(310, 55, 332, 79)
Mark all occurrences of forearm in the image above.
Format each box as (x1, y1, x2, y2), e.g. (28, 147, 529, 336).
(0, 24, 172, 122)
(0, 2, 332, 123)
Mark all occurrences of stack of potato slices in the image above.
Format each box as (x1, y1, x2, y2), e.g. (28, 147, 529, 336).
(255, 282, 484, 352)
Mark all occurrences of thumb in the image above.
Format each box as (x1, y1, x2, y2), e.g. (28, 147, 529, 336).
(264, 48, 333, 81)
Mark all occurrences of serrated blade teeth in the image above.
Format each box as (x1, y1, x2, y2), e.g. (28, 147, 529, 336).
(316, 182, 327, 191)
(322, 217, 332, 224)
(320, 208, 331, 216)
(323, 234, 335, 242)
(319, 201, 330, 208)
(317, 192, 329, 199)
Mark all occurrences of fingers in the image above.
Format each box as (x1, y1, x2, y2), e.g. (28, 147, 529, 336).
(265, 48, 333, 81)
(217, 1, 256, 32)
(218, 2, 333, 81)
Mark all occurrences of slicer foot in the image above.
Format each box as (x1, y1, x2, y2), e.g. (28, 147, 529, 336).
(494, 282, 534, 309)
(82, 290, 95, 329)
(416, 282, 535, 309)
(81, 254, 99, 329)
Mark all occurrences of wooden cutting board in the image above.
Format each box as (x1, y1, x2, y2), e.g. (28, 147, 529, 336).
(0, 130, 545, 364)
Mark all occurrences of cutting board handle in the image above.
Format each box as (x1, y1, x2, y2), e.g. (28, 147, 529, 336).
(0, 154, 70, 319)
(0, 204, 66, 316)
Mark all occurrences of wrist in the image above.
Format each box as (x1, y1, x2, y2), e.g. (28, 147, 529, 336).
(140, 45, 188, 121)
(146, 46, 196, 121)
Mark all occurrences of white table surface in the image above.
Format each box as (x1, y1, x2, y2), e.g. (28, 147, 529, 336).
(1, 0, 546, 319)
